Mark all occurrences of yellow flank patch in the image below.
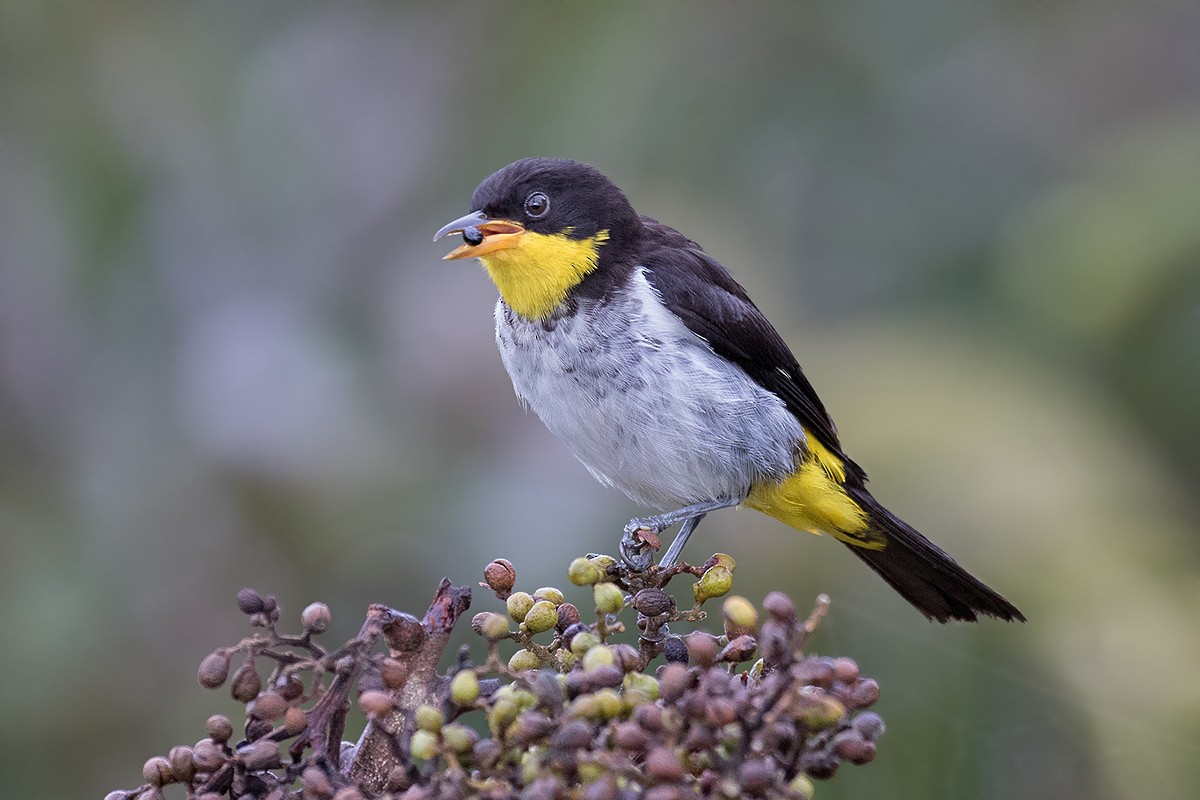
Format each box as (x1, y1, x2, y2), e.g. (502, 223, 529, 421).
(745, 431, 884, 549)
(478, 229, 610, 320)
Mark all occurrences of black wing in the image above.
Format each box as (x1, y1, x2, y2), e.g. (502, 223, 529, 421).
(639, 218, 866, 486)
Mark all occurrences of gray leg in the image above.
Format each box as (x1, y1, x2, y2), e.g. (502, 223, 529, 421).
(619, 497, 739, 570)
(658, 512, 706, 569)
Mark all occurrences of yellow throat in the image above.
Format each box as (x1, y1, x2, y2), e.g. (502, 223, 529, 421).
(478, 229, 610, 320)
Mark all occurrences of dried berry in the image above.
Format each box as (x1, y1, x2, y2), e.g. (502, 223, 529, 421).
(197, 650, 231, 689)
(483, 558, 517, 597)
(248, 691, 287, 721)
(206, 714, 233, 744)
(230, 660, 262, 703)
(236, 588, 265, 615)
(359, 690, 396, 718)
(632, 588, 675, 617)
(301, 602, 332, 634)
(556, 602, 581, 630)
(142, 756, 173, 787)
(380, 657, 410, 689)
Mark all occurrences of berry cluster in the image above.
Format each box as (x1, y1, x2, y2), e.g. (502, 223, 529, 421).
(105, 552, 883, 800)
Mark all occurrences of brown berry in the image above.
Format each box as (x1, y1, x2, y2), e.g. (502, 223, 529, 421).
(301, 602, 332, 633)
(852, 710, 886, 740)
(359, 690, 396, 717)
(483, 558, 517, 597)
(632, 588, 675, 617)
(684, 631, 719, 667)
(658, 663, 691, 703)
(738, 759, 775, 796)
(240, 740, 281, 771)
(230, 661, 262, 703)
(197, 650, 231, 689)
(849, 677, 881, 708)
(142, 756, 173, 787)
(248, 692, 287, 721)
(168, 745, 195, 783)
(205, 714, 233, 744)
(191, 739, 225, 772)
(644, 747, 685, 782)
(284, 706, 308, 735)
(236, 588, 265, 614)
(301, 766, 334, 798)
(556, 602, 581, 630)
(380, 657, 411, 689)
(762, 591, 796, 623)
(833, 731, 877, 764)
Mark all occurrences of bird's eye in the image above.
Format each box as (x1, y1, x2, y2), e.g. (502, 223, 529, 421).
(524, 191, 550, 219)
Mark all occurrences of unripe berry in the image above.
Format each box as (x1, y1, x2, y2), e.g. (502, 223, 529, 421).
(506, 591, 535, 622)
(593, 582, 625, 615)
(523, 600, 558, 634)
(508, 648, 541, 672)
(693, 566, 733, 604)
(568, 557, 604, 586)
(471, 611, 511, 641)
(410, 734, 439, 762)
(533, 586, 565, 605)
(450, 669, 480, 706)
(413, 704, 445, 734)
(722, 595, 758, 635)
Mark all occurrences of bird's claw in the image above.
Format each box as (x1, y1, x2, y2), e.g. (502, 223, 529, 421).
(619, 518, 663, 571)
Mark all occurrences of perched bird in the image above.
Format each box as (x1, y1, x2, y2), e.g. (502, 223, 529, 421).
(435, 157, 1023, 623)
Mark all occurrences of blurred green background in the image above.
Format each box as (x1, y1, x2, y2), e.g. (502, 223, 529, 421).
(2, 2, 1199, 798)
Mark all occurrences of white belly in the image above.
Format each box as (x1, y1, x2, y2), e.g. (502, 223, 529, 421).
(494, 270, 804, 510)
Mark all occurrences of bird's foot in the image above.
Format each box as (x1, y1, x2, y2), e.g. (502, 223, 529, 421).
(619, 516, 667, 571)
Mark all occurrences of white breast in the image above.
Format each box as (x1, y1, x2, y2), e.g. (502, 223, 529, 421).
(494, 269, 804, 510)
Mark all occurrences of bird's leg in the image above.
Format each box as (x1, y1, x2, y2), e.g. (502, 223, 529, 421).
(619, 497, 739, 570)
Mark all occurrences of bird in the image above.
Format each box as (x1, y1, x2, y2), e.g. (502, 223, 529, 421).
(434, 157, 1024, 623)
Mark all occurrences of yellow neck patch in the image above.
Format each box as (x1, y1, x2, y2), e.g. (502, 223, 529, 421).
(479, 229, 610, 320)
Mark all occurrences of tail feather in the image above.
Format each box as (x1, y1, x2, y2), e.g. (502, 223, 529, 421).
(844, 486, 1025, 623)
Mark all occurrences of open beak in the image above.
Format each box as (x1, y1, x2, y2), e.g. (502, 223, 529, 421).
(433, 210, 526, 260)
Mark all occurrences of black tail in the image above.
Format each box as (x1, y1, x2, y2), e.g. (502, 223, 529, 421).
(844, 486, 1025, 623)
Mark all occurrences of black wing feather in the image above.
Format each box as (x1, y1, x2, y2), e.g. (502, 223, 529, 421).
(638, 218, 864, 486)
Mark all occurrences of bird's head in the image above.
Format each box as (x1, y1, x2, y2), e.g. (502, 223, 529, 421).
(434, 158, 641, 320)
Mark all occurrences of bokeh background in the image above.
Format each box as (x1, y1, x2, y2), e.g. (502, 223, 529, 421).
(2, 2, 1199, 798)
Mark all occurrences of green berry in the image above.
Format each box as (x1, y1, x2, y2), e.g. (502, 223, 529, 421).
(568, 558, 603, 586)
(414, 704, 444, 733)
(450, 670, 480, 707)
(570, 631, 601, 656)
(693, 565, 733, 604)
(582, 644, 616, 672)
(523, 600, 558, 634)
(534, 587, 565, 605)
(508, 649, 542, 672)
(441, 723, 478, 754)
(472, 611, 512, 641)
(409, 729, 439, 761)
(722, 595, 759, 633)
(506, 592, 535, 622)
(593, 582, 625, 615)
